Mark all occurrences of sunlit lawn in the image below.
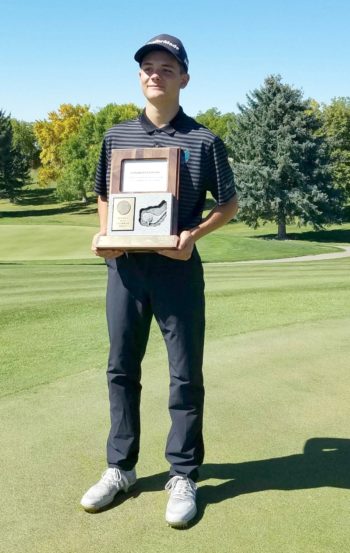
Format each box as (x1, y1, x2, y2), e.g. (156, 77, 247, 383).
(1, 184, 350, 552)
(1, 186, 348, 262)
(1, 259, 350, 553)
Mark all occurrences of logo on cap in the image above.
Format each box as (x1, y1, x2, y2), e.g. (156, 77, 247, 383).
(147, 39, 180, 52)
(134, 34, 189, 71)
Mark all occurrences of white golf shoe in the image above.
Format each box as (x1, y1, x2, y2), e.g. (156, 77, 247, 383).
(165, 475, 197, 527)
(80, 467, 136, 512)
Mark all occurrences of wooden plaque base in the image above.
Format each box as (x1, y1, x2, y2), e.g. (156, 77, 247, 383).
(96, 235, 179, 250)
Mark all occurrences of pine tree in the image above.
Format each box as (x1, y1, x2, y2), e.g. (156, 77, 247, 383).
(228, 76, 343, 239)
(0, 109, 29, 201)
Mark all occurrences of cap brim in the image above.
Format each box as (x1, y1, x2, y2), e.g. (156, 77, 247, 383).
(135, 44, 174, 62)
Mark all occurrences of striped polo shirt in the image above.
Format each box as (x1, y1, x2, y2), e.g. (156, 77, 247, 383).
(95, 107, 236, 231)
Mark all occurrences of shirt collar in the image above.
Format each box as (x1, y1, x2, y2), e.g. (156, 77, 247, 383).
(139, 106, 186, 135)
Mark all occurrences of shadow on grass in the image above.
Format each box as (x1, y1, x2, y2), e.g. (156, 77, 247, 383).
(195, 437, 350, 525)
(88, 437, 350, 527)
(258, 229, 350, 243)
(0, 187, 97, 218)
(0, 204, 97, 219)
(17, 187, 57, 206)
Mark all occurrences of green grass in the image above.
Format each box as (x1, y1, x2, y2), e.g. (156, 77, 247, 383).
(1, 185, 350, 552)
(1, 260, 350, 397)
(1, 186, 348, 262)
(1, 259, 350, 553)
(0, 223, 343, 262)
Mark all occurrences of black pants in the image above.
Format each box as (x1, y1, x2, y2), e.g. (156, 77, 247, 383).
(105, 250, 205, 481)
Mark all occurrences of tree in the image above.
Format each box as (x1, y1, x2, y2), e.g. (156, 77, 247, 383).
(195, 107, 236, 151)
(11, 119, 41, 168)
(0, 109, 30, 201)
(93, 103, 142, 142)
(56, 157, 90, 202)
(56, 103, 141, 201)
(321, 97, 350, 199)
(56, 113, 96, 202)
(34, 104, 90, 186)
(228, 75, 343, 239)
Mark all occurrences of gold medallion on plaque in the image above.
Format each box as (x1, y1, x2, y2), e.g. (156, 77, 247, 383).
(111, 197, 135, 231)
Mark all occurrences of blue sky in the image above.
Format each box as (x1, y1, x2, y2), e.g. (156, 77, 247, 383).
(1, 0, 349, 121)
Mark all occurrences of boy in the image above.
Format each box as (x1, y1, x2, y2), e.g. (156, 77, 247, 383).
(81, 33, 238, 527)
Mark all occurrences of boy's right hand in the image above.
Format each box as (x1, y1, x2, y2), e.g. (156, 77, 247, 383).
(91, 232, 124, 259)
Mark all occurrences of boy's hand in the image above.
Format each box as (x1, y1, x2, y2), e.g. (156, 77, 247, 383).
(157, 230, 194, 261)
(91, 232, 124, 259)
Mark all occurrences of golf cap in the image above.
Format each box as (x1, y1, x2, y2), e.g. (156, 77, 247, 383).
(134, 34, 189, 72)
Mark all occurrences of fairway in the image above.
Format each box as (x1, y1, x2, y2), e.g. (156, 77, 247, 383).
(1, 186, 350, 552)
(1, 258, 350, 553)
(0, 222, 343, 263)
(1, 188, 347, 263)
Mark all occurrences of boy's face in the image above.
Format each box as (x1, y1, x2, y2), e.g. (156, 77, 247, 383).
(139, 50, 189, 105)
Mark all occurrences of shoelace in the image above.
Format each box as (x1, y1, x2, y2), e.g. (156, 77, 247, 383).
(165, 476, 197, 499)
(101, 468, 125, 487)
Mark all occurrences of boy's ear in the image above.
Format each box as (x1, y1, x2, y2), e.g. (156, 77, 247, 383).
(180, 73, 190, 89)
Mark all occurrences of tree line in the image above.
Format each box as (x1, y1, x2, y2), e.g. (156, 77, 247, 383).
(1, 74, 350, 238)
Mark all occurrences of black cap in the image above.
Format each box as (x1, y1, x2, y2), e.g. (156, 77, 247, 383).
(134, 34, 189, 72)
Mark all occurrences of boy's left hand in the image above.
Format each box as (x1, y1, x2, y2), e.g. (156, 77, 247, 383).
(157, 230, 194, 261)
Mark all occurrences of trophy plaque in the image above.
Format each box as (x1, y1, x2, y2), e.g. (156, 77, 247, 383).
(96, 147, 180, 250)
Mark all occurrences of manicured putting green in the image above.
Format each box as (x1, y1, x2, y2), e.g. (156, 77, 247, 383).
(0, 223, 340, 262)
(0, 224, 95, 260)
(1, 259, 349, 552)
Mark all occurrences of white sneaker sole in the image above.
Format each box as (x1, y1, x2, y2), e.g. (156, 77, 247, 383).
(166, 506, 197, 528)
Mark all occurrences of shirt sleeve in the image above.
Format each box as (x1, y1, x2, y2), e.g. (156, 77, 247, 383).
(207, 136, 236, 205)
(94, 138, 108, 196)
